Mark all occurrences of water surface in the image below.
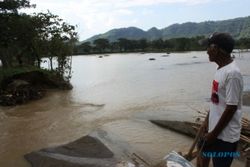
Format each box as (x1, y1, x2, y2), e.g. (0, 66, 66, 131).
(0, 51, 249, 166)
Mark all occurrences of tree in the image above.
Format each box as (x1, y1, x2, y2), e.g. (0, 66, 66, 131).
(93, 38, 110, 52)
(110, 41, 119, 52)
(0, 0, 78, 82)
(117, 38, 130, 52)
(0, 0, 35, 68)
(0, 0, 34, 14)
(168, 38, 190, 51)
(79, 42, 92, 53)
(138, 38, 148, 51)
(33, 11, 77, 79)
(151, 39, 165, 50)
(237, 38, 250, 49)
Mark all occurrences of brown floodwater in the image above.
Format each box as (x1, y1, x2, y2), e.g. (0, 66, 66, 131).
(0, 51, 249, 167)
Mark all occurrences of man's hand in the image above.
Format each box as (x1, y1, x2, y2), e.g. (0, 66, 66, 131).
(204, 132, 217, 144)
(204, 105, 237, 144)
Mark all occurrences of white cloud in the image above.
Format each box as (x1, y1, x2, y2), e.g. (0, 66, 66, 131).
(87, 0, 213, 8)
(24, 0, 220, 40)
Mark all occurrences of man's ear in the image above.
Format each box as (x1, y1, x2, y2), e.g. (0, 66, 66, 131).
(211, 45, 219, 54)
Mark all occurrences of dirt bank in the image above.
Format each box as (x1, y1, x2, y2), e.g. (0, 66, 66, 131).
(0, 70, 72, 106)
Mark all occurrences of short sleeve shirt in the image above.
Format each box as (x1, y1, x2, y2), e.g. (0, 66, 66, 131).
(209, 61, 243, 143)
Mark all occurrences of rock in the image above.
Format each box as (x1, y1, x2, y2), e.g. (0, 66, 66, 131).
(41, 136, 114, 158)
(24, 129, 149, 167)
(161, 55, 169, 57)
(25, 151, 117, 167)
(149, 58, 156, 61)
(25, 136, 117, 167)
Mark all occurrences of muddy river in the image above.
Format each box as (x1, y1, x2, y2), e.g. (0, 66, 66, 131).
(0, 51, 249, 166)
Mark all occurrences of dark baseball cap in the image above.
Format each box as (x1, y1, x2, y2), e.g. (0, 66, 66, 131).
(199, 32, 235, 53)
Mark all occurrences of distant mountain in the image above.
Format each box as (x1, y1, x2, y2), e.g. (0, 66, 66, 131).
(83, 16, 250, 43)
(85, 27, 147, 42)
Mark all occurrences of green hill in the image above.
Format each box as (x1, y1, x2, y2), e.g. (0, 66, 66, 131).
(83, 16, 250, 43)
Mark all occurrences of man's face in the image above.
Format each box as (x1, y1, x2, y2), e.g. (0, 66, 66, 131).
(207, 44, 218, 62)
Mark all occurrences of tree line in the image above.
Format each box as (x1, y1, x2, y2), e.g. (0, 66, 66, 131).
(1, 0, 250, 71)
(0, 0, 77, 81)
(75, 36, 250, 55)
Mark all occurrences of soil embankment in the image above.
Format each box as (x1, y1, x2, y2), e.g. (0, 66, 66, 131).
(0, 70, 72, 106)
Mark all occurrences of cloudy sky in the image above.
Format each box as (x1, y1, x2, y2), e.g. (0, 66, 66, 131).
(24, 0, 250, 41)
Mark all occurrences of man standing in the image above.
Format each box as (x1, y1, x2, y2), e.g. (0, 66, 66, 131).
(199, 32, 244, 167)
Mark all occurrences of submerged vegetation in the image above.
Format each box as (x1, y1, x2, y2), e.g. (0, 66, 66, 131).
(0, 0, 77, 105)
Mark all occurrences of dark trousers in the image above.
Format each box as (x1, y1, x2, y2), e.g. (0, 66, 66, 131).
(200, 138, 238, 167)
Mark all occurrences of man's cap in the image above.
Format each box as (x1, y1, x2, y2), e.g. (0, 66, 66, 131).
(199, 32, 235, 53)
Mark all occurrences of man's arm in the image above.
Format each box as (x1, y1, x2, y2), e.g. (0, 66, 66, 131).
(204, 105, 237, 143)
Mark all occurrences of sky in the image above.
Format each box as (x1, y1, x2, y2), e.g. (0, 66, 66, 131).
(23, 0, 250, 41)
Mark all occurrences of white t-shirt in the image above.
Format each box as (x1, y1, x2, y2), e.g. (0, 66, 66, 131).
(208, 61, 243, 143)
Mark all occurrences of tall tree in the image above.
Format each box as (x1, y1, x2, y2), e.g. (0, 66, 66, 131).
(33, 11, 77, 79)
(151, 39, 165, 50)
(93, 38, 110, 52)
(0, 0, 34, 13)
(138, 38, 148, 51)
(0, 0, 35, 68)
(0, 0, 78, 82)
(79, 42, 92, 53)
(117, 38, 130, 52)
